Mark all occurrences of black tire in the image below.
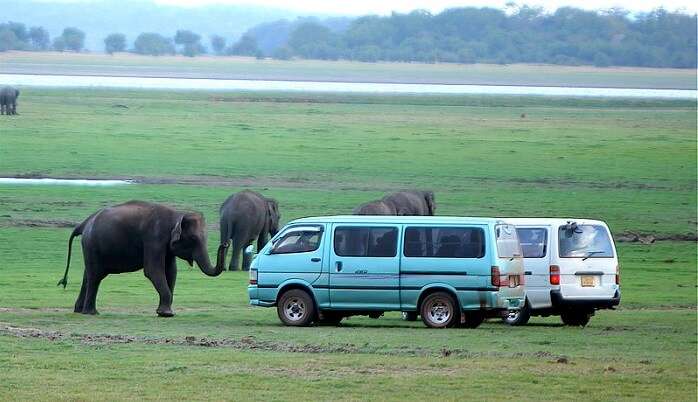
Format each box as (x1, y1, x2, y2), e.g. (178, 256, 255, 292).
(461, 311, 485, 328)
(277, 289, 316, 327)
(420, 292, 458, 328)
(560, 310, 592, 327)
(503, 303, 532, 326)
(317, 311, 343, 326)
(402, 311, 418, 321)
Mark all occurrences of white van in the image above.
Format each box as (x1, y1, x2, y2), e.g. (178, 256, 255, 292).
(501, 218, 620, 326)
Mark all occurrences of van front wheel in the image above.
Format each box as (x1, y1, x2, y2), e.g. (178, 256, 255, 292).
(420, 292, 458, 328)
(277, 289, 316, 327)
(560, 310, 592, 327)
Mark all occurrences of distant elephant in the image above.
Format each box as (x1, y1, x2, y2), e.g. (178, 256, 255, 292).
(0, 86, 19, 115)
(219, 190, 280, 271)
(354, 190, 436, 216)
(352, 199, 397, 215)
(57, 201, 228, 317)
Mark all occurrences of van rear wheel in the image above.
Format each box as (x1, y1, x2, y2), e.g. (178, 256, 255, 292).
(402, 312, 418, 321)
(420, 292, 458, 328)
(277, 289, 316, 327)
(317, 311, 343, 326)
(503, 303, 531, 326)
(461, 311, 485, 328)
(560, 310, 592, 327)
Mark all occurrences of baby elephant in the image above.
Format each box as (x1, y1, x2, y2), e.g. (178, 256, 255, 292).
(58, 201, 228, 317)
(0, 86, 20, 115)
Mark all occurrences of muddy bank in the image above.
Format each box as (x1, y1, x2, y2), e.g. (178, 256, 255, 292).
(0, 323, 570, 361)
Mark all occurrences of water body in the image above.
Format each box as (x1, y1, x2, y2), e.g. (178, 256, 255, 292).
(1, 73, 695, 99)
(0, 178, 132, 186)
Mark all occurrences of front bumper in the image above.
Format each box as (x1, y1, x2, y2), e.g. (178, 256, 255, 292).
(550, 289, 621, 310)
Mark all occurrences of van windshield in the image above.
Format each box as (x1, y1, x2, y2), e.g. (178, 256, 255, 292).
(495, 224, 522, 258)
(558, 224, 614, 258)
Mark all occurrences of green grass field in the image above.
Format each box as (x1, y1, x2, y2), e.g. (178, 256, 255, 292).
(1, 51, 696, 89)
(0, 88, 696, 400)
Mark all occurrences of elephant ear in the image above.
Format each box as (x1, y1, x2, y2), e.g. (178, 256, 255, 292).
(15, 89, 19, 98)
(267, 199, 279, 219)
(171, 215, 184, 245)
(424, 191, 436, 215)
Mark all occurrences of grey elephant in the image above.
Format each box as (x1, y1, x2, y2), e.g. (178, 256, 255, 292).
(354, 190, 436, 216)
(0, 86, 20, 115)
(57, 201, 228, 317)
(219, 190, 280, 271)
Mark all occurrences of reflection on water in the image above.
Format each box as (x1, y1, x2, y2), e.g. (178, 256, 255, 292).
(1, 74, 695, 99)
(0, 178, 132, 186)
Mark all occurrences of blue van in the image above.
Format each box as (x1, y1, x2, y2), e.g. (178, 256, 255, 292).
(247, 216, 525, 328)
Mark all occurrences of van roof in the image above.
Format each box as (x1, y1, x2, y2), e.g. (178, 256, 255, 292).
(288, 215, 507, 225)
(501, 218, 609, 227)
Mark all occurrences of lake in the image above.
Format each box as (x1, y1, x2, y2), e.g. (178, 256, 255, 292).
(2, 73, 695, 99)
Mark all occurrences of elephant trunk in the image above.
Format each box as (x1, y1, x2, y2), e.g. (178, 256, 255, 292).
(194, 243, 228, 277)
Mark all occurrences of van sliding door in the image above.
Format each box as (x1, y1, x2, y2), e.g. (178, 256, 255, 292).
(329, 224, 401, 310)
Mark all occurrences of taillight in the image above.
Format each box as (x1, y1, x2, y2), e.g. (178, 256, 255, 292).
(549, 265, 560, 285)
(615, 264, 620, 285)
(249, 269, 258, 285)
(491, 266, 501, 287)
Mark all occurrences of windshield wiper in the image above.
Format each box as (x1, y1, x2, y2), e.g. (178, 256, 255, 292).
(582, 251, 606, 261)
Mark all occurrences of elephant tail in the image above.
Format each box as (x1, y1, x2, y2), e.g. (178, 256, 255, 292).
(220, 218, 235, 246)
(57, 220, 87, 288)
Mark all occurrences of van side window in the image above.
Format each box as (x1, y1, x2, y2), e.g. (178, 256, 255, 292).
(334, 227, 398, 257)
(271, 230, 322, 254)
(403, 227, 485, 258)
(516, 228, 547, 258)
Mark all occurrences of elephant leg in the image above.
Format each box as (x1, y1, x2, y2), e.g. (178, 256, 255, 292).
(81, 270, 106, 315)
(229, 244, 241, 271)
(165, 256, 177, 295)
(144, 252, 174, 317)
(73, 269, 88, 313)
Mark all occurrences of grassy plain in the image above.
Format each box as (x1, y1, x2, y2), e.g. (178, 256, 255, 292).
(1, 51, 696, 89)
(0, 88, 696, 400)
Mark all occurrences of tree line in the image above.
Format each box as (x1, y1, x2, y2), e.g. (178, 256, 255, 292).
(1, 6, 696, 68)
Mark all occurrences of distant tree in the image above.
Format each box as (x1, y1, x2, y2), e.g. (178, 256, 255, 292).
(52, 37, 66, 52)
(271, 46, 292, 60)
(288, 22, 340, 59)
(59, 27, 85, 52)
(228, 34, 260, 56)
(210, 35, 226, 55)
(133, 32, 175, 56)
(29, 26, 50, 50)
(0, 29, 18, 52)
(0, 22, 29, 51)
(104, 33, 126, 54)
(174, 29, 205, 57)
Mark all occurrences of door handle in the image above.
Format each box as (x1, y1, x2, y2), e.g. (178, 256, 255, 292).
(311, 257, 321, 262)
(525, 271, 532, 275)
(335, 261, 343, 272)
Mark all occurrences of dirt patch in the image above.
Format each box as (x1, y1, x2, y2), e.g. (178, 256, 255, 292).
(616, 231, 697, 243)
(0, 322, 568, 361)
(0, 218, 77, 228)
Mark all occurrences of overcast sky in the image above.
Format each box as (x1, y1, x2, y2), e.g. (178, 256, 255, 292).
(153, 0, 697, 15)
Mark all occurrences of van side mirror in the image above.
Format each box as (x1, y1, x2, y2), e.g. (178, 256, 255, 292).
(244, 245, 255, 256)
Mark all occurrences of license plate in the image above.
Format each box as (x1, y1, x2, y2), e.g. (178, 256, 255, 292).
(581, 275, 595, 287)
